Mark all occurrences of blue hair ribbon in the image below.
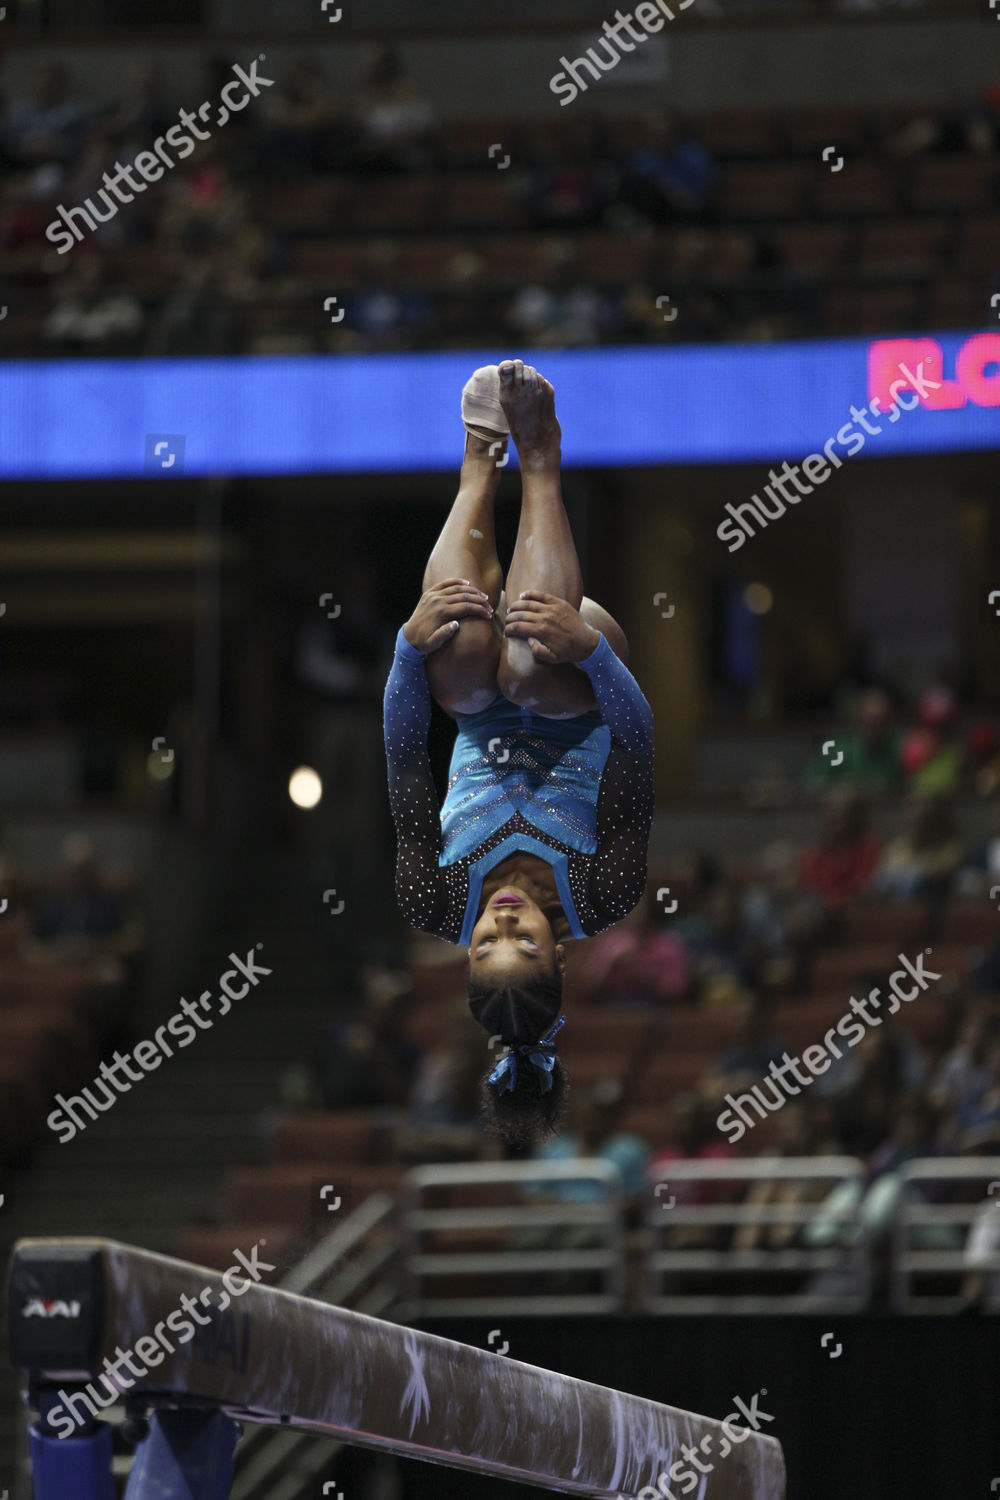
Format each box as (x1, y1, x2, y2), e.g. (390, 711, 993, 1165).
(487, 1015, 566, 1094)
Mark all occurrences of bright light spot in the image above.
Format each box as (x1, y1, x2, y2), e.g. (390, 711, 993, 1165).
(289, 766, 322, 809)
(744, 583, 773, 615)
(146, 753, 174, 783)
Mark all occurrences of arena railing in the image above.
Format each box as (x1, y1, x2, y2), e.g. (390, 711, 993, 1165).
(401, 1158, 626, 1316)
(7, 1234, 786, 1500)
(892, 1155, 1000, 1313)
(644, 1157, 870, 1312)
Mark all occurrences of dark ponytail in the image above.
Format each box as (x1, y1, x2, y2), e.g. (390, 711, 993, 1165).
(480, 1049, 569, 1148)
(467, 963, 569, 1148)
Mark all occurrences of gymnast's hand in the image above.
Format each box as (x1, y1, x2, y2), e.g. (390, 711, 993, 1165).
(403, 578, 493, 655)
(503, 590, 600, 665)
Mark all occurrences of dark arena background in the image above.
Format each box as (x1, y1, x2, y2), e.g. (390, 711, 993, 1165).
(1, 0, 1000, 1496)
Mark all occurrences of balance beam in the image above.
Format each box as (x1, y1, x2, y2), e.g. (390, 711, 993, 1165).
(8, 1237, 786, 1500)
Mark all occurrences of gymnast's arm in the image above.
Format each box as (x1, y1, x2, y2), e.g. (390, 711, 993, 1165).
(383, 627, 448, 933)
(579, 632, 655, 925)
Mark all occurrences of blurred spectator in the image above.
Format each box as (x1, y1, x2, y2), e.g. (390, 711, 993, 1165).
(505, 240, 611, 348)
(0, 63, 90, 171)
(959, 1036, 1000, 1137)
(356, 45, 435, 172)
(42, 251, 144, 353)
(812, 972, 927, 1101)
(258, 57, 351, 175)
(320, 969, 419, 1111)
(959, 798, 1000, 891)
(101, 60, 170, 158)
(707, 992, 790, 1088)
(405, 1007, 483, 1149)
(32, 833, 144, 958)
(803, 688, 903, 793)
(873, 792, 961, 904)
(830, 1025, 915, 1157)
(740, 840, 825, 993)
(798, 788, 880, 914)
(930, 1003, 993, 1136)
(805, 1094, 950, 1293)
(900, 685, 962, 794)
(576, 889, 692, 1008)
(680, 880, 755, 992)
(735, 1100, 839, 1253)
(649, 1091, 738, 1250)
(529, 1078, 650, 1201)
(0, 169, 62, 285)
(620, 110, 716, 223)
(526, 118, 616, 231)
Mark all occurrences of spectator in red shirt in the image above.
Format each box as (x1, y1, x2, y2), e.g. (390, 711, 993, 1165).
(799, 788, 880, 914)
(649, 1091, 738, 1249)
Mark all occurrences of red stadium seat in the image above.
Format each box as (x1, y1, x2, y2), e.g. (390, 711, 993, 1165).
(717, 162, 810, 220)
(698, 110, 780, 159)
(224, 1164, 404, 1226)
(813, 161, 898, 216)
(577, 232, 655, 283)
(347, 176, 437, 233)
(270, 1110, 390, 1165)
(823, 285, 916, 334)
(438, 117, 524, 170)
(926, 277, 986, 330)
(955, 214, 1000, 273)
(857, 218, 950, 278)
(259, 178, 346, 232)
(771, 224, 850, 278)
(289, 239, 371, 285)
(908, 155, 997, 214)
(781, 107, 867, 156)
(440, 175, 522, 231)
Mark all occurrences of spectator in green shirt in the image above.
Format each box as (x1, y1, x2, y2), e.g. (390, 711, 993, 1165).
(804, 688, 903, 794)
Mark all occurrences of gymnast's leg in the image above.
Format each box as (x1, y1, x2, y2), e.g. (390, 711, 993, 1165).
(421, 410, 507, 717)
(496, 359, 628, 718)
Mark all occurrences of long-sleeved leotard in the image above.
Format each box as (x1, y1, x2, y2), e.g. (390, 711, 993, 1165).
(383, 627, 654, 946)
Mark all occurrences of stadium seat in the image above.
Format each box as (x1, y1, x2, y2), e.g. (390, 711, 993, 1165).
(926, 277, 987, 329)
(289, 240, 372, 285)
(438, 117, 524, 170)
(781, 107, 867, 156)
(224, 1164, 405, 1226)
(771, 223, 850, 277)
(908, 155, 998, 214)
(259, 178, 346, 232)
(698, 110, 780, 159)
(269, 1109, 393, 1165)
(857, 218, 950, 278)
(813, 161, 898, 216)
(578, 232, 655, 283)
(823, 285, 916, 334)
(347, 176, 438, 233)
(717, 162, 811, 220)
(955, 214, 1000, 273)
(441, 175, 522, 231)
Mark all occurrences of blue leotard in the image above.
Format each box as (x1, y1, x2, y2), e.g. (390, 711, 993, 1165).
(383, 627, 654, 946)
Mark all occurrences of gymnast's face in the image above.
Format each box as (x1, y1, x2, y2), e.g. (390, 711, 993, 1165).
(468, 889, 566, 984)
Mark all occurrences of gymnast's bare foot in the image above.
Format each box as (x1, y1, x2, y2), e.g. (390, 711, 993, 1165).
(498, 359, 561, 474)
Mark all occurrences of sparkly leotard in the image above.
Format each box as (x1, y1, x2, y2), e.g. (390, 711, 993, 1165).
(383, 627, 654, 946)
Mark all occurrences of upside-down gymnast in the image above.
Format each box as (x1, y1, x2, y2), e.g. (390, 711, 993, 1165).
(383, 360, 654, 1145)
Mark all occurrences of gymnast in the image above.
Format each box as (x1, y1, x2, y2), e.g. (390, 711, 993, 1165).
(384, 360, 654, 1145)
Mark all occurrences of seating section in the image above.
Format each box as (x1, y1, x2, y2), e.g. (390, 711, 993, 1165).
(9, 102, 999, 356)
(177, 886, 991, 1292)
